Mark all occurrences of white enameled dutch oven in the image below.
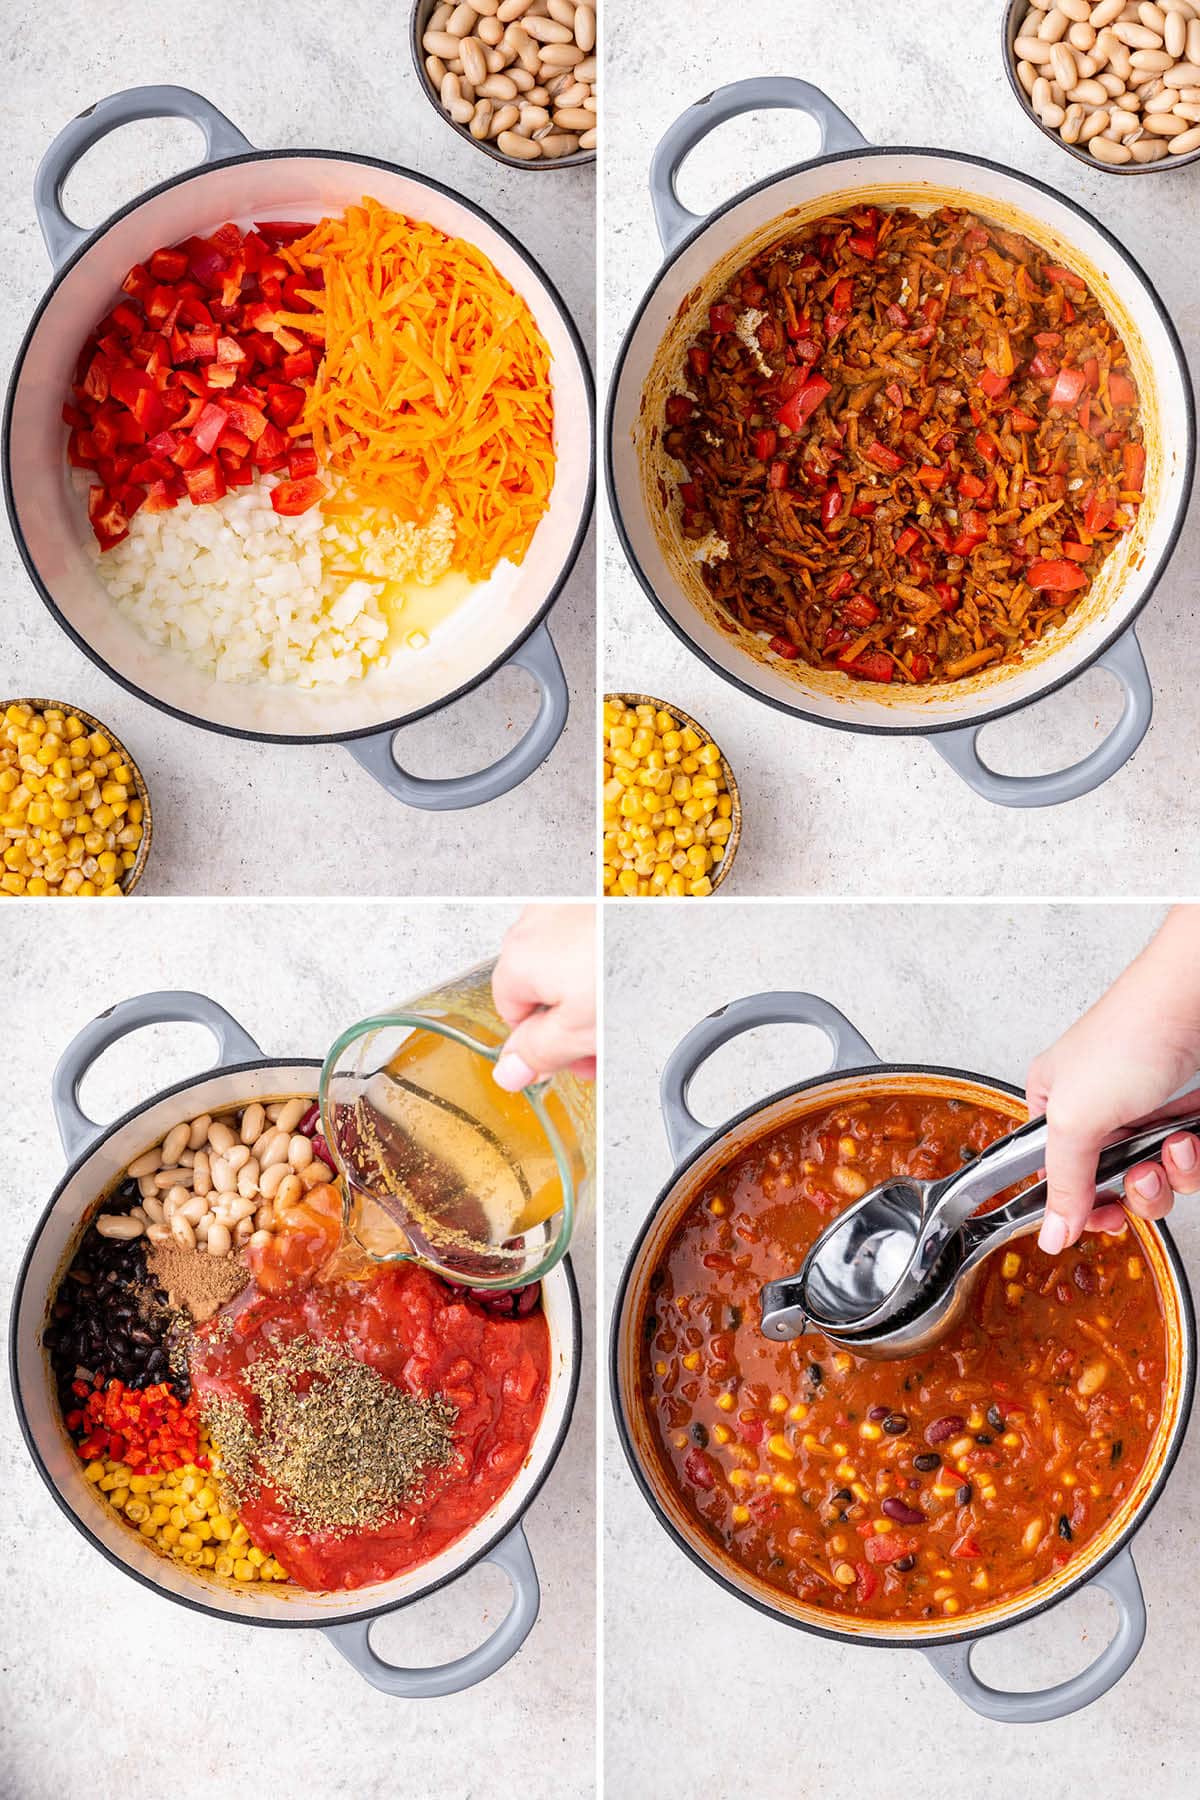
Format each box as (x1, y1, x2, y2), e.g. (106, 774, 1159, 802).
(607, 78, 1196, 808)
(4, 85, 595, 811)
(611, 991, 1196, 1722)
(10, 991, 581, 1697)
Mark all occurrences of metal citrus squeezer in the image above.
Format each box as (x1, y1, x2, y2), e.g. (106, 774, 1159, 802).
(760, 1105, 1200, 1357)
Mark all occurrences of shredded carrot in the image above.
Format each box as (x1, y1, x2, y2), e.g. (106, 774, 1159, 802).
(282, 198, 555, 583)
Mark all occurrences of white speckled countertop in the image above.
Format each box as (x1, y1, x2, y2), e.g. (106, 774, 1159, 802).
(603, 0, 1200, 895)
(0, 902, 595, 1800)
(0, 3, 595, 896)
(604, 901, 1200, 1795)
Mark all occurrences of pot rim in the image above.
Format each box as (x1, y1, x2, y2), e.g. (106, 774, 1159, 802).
(610, 1057, 1197, 1650)
(605, 143, 1196, 738)
(3, 146, 596, 747)
(10, 1054, 583, 1629)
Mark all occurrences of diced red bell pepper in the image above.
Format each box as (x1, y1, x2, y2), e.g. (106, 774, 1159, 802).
(709, 303, 735, 335)
(1028, 558, 1088, 592)
(839, 650, 893, 683)
(1123, 443, 1146, 491)
(864, 439, 904, 474)
(843, 594, 879, 628)
(269, 474, 324, 515)
(665, 395, 693, 426)
(1049, 366, 1086, 410)
(287, 446, 318, 480)
(189, 402, 230, 454)
(863, 1532, 918, 1564)
(776, 375, 831, 434)
(183, 456, 227, 505)
(1083, 492, 1116, 534)
(768, 635, 799, 659)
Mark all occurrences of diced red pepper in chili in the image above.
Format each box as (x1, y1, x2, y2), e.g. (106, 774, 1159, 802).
(1027, 558, 1088, 592)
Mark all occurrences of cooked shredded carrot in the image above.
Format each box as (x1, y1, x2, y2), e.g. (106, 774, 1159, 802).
(282, 199, 555, 583)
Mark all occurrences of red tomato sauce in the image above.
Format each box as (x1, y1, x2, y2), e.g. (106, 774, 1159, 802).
(642, 1090, 1167, 1623)
(191, 1264, 548, 1590)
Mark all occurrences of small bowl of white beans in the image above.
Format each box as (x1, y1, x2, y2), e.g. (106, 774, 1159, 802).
(412, 0, 597, 170)
(1004, 0, 1200, 172)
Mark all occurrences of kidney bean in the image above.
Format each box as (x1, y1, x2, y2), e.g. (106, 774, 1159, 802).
(882, 1497, 926, 1526)
(926, 1414, 965, 1444)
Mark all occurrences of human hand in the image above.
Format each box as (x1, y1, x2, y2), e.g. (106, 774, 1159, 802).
(1027, 908, 1200, 1254)
(491, 904, 596, 1091)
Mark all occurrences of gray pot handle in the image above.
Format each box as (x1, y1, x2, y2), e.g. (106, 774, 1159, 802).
(923, 1545, 1146, 1723)
(34, 84, 254, 270)
(931, 627, 1153, 808)
(51, 990, 264, 1161)
(650, 78, 869, 255)
(660, 991, 880, 1164)
(323, 1522, 540, 1698)
(345, 621, 569, 810)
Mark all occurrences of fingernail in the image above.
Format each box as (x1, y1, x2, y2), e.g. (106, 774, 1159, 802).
(1134, 1167, 1163, 1200)
(1170, 1136, 1197, 1172)
(493, 1052, 537, 1093)
(1038, 1213, 1068, 1255)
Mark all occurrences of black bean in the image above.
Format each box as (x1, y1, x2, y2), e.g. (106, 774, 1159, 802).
(913, 1452, 941, 1472)
(894, 1554, 916, 1572)
(883, 1412, 909, 1436)
(986, 1404, 1004, 1431)
(691, 1422, 709, 1448)
(956, 1484, 972, 1506)
(1058, 1515, 1073, 1541)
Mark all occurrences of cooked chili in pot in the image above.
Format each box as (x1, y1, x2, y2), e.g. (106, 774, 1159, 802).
(641, 1091, 1166, 1622)
(662, 207, 1145, 685)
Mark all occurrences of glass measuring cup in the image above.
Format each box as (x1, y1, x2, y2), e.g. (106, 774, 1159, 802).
(319, 958, 592, 1288)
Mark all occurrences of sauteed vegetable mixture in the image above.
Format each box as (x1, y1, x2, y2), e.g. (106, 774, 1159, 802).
(663, 206, 1145, 685)
(642, 1090, 1167, 1622)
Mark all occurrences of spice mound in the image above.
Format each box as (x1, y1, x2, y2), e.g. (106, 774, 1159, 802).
(206, 1335, 458, 1534)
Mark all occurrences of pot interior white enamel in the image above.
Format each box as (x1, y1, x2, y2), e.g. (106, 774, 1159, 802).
(8, 153, 593, 741)
(615, 1068, 1195, 1647)
(611, 149, 1193, 732)
(14, 1059, 578, 1624)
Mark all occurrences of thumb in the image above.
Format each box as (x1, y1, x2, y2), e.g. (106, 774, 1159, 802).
(493, 1008, 578, 1089)
(1040, 1127, 1102, 1253)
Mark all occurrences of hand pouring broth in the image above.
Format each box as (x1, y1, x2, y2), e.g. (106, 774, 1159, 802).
(642, 1089, 1167, 1622)
(47, 1091, 549, 1593)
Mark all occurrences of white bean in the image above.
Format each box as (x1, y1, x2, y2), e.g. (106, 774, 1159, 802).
(1091, 130, 1135, 155)
(170, 1213, 196, 1249)
(96, 1213, 144, 1239)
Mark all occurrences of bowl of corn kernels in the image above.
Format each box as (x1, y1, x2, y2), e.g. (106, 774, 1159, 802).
(603, 693, 741, 897)
(0, 700, 151, 896)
